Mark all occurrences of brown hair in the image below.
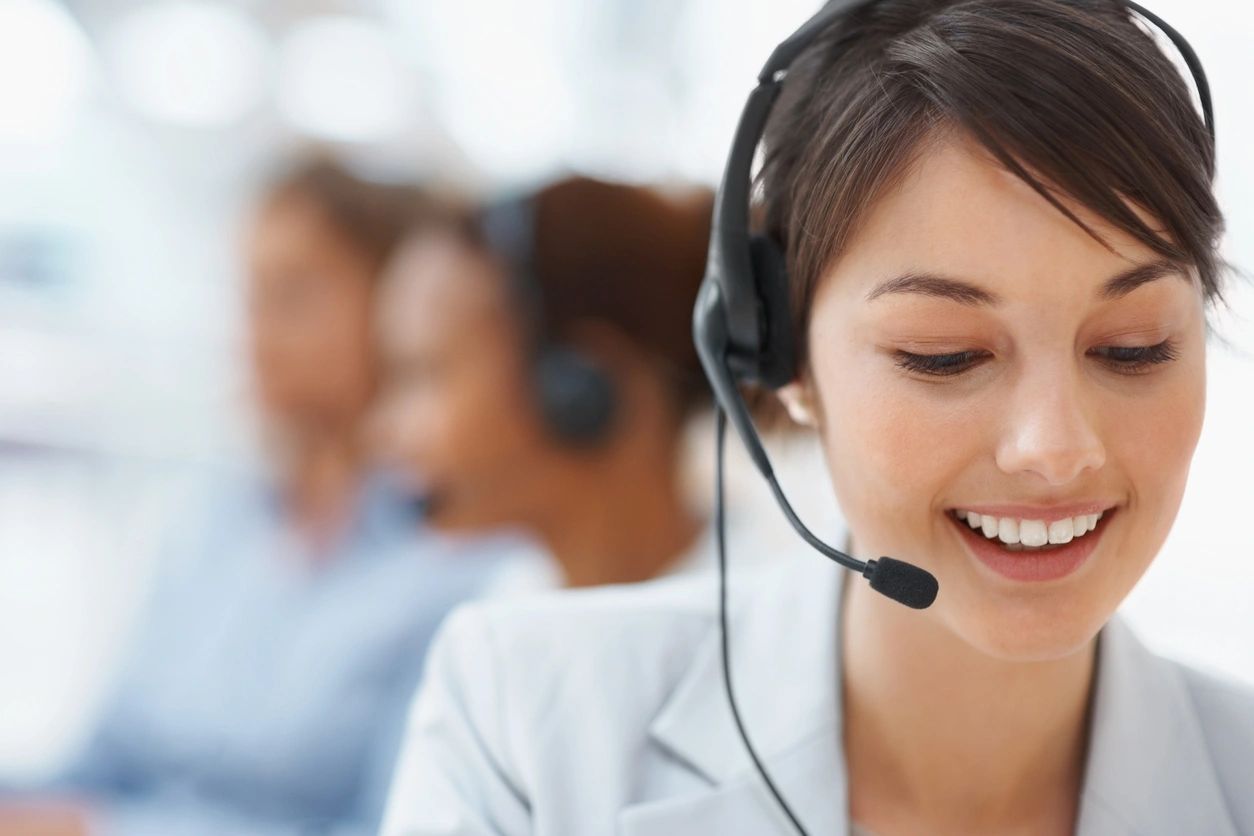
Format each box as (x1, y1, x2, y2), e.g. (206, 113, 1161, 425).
(760, 0, 1226, 372)
(262, 157, 458, 276)
(444, 177, 715, 416)
(526, 177, 714, 414)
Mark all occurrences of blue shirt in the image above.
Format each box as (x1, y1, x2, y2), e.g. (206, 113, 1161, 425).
(42, 472, 504, 836)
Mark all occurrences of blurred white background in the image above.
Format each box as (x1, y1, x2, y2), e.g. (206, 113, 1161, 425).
(0, 0, 1250, 778)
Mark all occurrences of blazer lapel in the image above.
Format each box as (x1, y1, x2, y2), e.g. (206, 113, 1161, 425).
(622, 558, 851, 835)
(1076, 614, 1240, 836)
(623, 555, 1239, 835)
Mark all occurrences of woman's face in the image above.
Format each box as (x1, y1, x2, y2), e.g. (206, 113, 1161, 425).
(371, 232, 558, 532)
(800, 133, 1207, 660)
(247, 196, 378, 428)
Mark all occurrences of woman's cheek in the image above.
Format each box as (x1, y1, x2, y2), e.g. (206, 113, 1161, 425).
(815, 360, 974, 547)
(1112, 364, 1205, 542)
(827, 367, 972, 483)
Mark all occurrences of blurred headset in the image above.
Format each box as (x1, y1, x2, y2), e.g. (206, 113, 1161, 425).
(479, 195, 620, 447)
(692, 0, 1214, 833)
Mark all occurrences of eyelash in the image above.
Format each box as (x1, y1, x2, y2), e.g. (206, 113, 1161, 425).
(893, 340, 1181, 378)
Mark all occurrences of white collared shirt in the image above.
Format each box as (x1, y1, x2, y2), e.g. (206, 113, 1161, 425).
(381, 553, 1254, 835)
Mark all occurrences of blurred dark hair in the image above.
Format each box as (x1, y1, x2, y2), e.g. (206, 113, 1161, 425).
(526, 177, 714, 415)
(760, 0, 1226, 372)
(262, 157, 459, 276)
(435, 177, 715, 417)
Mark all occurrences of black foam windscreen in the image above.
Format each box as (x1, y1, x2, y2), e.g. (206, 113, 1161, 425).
(864, 557, 939, 609)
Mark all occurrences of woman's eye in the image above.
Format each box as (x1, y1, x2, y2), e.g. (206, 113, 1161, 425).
(1088, 339, 1180, 374)
(892, 339, 1181, 379)
(892, 350, 986, 377)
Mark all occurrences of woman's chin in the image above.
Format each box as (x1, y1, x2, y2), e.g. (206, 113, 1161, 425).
(426, 510, 489, 535)
(425, 498, 526, 539)
(944, 595, 1108, 663)
(928, 518, 1135, 662)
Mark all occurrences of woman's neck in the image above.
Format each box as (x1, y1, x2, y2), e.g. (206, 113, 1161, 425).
(840, 556, 1097, 835)
(534, 453, 703, 589)
(278, 425, 364, 556)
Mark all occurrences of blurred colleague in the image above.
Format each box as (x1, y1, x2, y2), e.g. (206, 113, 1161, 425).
(372, 177, 716, 592)
(0, 159, 501, 836)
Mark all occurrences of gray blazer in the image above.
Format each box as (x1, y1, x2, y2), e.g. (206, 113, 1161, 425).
(381, 556, 1254, 835)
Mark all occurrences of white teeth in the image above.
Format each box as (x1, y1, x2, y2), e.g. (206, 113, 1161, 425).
(997, 517, 1020, 545)
(1018, 519, 1049, 547)
(953, 508, 1108, 550)
(1048, 518, 1074, 545)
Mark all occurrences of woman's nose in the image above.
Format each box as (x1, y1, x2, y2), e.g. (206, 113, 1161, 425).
(994, 362, 1106, 485)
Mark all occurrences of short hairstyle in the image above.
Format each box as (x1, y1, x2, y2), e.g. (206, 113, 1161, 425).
(760, 0, 1225, 371)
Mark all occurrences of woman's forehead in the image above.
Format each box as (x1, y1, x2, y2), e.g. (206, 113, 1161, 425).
(379, 235, 512, 346)
(818, 134, 1177, 307)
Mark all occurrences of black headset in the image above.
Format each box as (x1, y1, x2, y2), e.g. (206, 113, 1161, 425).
(479, 195, 620, 447)
(693, 0, 1214, 832)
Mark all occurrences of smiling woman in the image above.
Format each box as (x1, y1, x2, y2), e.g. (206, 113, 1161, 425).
(784, 128, 1212, 657)
(379, 2, 1252, 835)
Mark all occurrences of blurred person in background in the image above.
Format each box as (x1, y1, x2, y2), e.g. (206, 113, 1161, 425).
(0, 158, 502, 836)
(371, 176, 716, 592)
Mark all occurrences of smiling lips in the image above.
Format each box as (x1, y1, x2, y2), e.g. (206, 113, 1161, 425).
(954, 509, 1104, 550)
(948, 505, 1116, 581)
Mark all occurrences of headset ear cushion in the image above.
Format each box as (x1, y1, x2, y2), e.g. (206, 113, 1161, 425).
(748, 234, 797, 389)
(534, 348, 619, 445)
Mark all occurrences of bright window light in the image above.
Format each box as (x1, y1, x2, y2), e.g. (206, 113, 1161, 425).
(0, 0, 93, 143)
(104, 1, 270, 127)
(275, 16, 412, 143)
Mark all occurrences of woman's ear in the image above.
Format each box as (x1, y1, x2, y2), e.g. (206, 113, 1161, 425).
(776, 381, 818, 427)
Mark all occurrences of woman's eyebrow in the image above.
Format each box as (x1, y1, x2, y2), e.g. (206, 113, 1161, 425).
(865, 273, 998, 306)
(864, 258, 1186, 306)
(1098, 258, 1186, 300)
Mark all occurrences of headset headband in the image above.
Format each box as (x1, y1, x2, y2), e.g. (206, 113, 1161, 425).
(479, 195, 550, 346)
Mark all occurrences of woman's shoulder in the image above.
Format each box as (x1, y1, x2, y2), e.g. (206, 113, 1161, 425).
(1106, 621, 1254, 831)
(1173, 659, 1254, 777)
(440, 555, 816, 663)
(410, 555, 829, 768)
(1175, 658, 1254, 724)
(382, 559, 830, 835)
(438, 566, 727, 673)
(413, 558, 822, 748)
